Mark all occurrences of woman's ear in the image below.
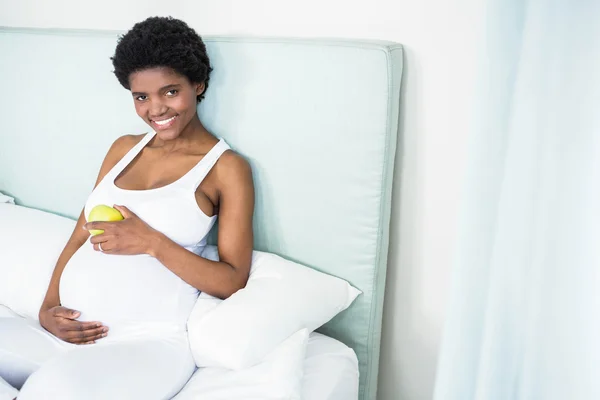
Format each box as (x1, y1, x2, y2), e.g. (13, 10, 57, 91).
(196, 82, 206, 96)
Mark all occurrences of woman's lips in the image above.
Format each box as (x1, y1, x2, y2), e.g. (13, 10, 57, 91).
(151, 115, 178, 130)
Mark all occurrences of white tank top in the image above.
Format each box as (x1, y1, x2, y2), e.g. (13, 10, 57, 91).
(60, 132, 230, 338)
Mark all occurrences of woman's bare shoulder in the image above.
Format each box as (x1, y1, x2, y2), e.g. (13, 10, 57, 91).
(214, 150, 253, 184)
(107, 134, 145, 161)
(93, 133, 146, 187)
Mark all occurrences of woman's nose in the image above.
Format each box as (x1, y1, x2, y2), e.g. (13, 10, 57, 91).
(149, 99, 168, 118)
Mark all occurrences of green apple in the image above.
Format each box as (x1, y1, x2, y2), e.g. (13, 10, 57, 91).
(88, 205, 124, 235)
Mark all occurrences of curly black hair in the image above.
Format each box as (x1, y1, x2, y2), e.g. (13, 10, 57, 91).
(111, 16, 212, 103)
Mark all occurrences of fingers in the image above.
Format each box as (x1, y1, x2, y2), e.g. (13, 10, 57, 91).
(89, 234, 108, 244)
(53, 318, 109, 344)
(93, 241, 114, 253)
(89, 233, 115, 253)
(66, 326, 110, 344)
(83, 221, 113, 232)
(61, 319, 104, 331)
(113, 205, 134, 219)
(53, 306, 80, 319)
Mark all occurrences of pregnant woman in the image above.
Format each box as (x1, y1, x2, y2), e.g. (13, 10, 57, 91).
(0, 17, 254, 399)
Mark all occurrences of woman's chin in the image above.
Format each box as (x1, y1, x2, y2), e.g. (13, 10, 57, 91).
(157, 129, 173, 137)
(154, 128, 181, 141)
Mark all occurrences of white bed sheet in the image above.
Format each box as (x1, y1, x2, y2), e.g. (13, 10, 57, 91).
(0, 306, 19, 400)
(172, 331, 359, 400)
(0, 305, 359, 400)
(301, 332, 360, 400)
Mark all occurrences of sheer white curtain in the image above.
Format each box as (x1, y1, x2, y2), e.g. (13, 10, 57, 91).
(434, 1, 600, 399)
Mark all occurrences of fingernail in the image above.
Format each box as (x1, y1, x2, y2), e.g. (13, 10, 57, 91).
(103, 327, 108, 333)
(102, 333, 108, 337)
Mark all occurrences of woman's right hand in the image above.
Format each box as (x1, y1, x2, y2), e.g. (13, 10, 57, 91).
(39, 306, 109, 344)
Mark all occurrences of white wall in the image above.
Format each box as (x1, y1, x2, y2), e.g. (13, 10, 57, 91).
(0, 1, 484, 398)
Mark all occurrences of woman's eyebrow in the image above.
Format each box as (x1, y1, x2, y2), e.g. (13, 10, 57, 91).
(159, 84, 182, 91)
(132, 84, 182, 96)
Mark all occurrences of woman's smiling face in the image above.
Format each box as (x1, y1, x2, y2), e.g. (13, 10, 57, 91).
(129, 67, 205, 140)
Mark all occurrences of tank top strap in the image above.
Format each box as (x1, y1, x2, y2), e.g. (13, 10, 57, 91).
(180, 138, 231, 191)
(103, 132, 157, 182)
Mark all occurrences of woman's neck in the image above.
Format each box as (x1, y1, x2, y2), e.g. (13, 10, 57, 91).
(153, 115, 214, 152)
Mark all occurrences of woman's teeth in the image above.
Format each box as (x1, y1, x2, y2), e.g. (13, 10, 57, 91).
(152, 115, 178, 129)
(154, 116, 176, 126)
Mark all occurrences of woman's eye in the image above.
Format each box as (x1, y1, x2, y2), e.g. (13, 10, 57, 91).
(166, 89, 178, 96)
(136, 95, 147, 101)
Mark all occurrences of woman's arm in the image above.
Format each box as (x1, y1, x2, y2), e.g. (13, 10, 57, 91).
(39, 135, 141, 342)
(39, 208, 89, 315)
(151, 151, 254, 299)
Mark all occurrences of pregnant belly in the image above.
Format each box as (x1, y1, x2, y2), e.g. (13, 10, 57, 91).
(60, 244, 198, 329)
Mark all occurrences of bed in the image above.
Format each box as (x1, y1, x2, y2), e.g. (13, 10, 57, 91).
(0, 27, 403, 399)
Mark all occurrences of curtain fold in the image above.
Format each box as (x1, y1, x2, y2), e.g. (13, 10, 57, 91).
(434, 1, 600, 399)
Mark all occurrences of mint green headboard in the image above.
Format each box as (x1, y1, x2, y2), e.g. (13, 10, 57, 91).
(0, 27, 403, 399)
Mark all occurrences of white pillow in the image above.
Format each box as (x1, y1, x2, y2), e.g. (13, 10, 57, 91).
(0, 191, 15, 204)
(0, 305, 19, 318)
(0, 204, 75, 319)
(173, 329, 308, 400)
(0, 375, 18, 400)
(187, 245, 361, 370)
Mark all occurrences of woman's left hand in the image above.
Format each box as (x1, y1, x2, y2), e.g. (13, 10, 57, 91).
(84, 205, 160, 256)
